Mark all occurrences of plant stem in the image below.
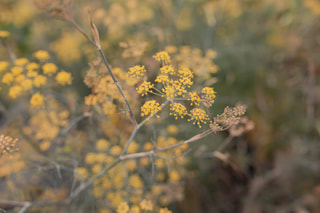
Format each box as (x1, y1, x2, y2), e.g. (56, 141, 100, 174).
(98, 49, 138, 127)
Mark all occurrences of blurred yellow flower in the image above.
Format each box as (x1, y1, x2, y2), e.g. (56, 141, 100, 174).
(96, 139, 110, 151)
(129, 174, 143, 189)
(11, 66, 23, 76)
(117, 202, 129, 213)
(9, 85, 22, 99)
(0, 31, 10, 38)
(0, 61, 9, 72)
(140, 199, 153, 211)
(33, 75, 47, 87)
(34, 50, 50, 60)
(30, 92, 44, 108)
(42, 63, 58, 76)
(15, 58, 29, 66)
(55, 71, 72, 85)
(2, 73, 14, 85)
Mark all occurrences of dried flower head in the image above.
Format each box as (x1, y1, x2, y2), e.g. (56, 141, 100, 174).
(210, 103, 247, 132)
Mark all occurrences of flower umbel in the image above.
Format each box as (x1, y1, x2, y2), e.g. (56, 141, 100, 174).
(153, 51, 171, 65)
(141, 100, 161, 118)
(117, 202, 129, 213)
(128, 65, 146, 79)
(30, 92, 45, 108)
(136, 81, 153, 96)
(188, 108, 210, 128)
(170, 103, 187, 119)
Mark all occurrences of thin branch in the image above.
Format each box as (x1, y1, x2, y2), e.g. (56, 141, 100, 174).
(120, 129, 214, 160)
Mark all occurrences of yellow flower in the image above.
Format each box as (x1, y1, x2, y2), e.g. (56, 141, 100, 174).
(110, 145, 122, 156)
(165, 45, 177, 53)
(85, 152, 97, 164)
(39, 140, 51, 151)
(155, 159, 165, 168)
(117, 202, 129, 213)
(20, 79, 33, 90)
(140, 100, 161, 118)
(188, 108, 210, 128)
(136, 81, 153, 96)
(127, 140, 138, 154)
(140, 199, 153, 211)
(8, 86, 22, 99)
(143, 142, 153, 151)
(85, 94, 97, 106)
(2, 73, 14, 85)
(0, 31, 10, 38)
(0, 134, 18, 156)
(11, 66, 23, 76)
(92, 164, 102, 174)
(33, 75, 47, 87)
(125, 159, 137, 171)
(55, 71, 72, 85)
(129, 206, 140, 213)
(160, 65, 175, 75)
(166, 125, 178, 134)
(159, 208, 172, 213)
(27, 70, 38, 78)
(170, 103, 187, 119)
(206, 49, 217, 59)
(129, 174, 143, 189)
(201, 87, 216, 106)
(30, 92, 44, 108)
(26, 62, 39, 71)
(169, 170, 180, 182)
(153, 51, 171, 65)
(34, 50, 50, 60)
(128, 65, 146, 79)
(96, 139, 110, 151)
(155, 74, 171, 84)
(14, 74, 25, 83)
(188, 92, 200, 106)
(15, 58, 29, 66)
(42, 63, 58, 76)
(139, 157, 150, 167)
(76, 167, 89, 180)
(0, 61, 9, 72)
(102, 102, 117, 115)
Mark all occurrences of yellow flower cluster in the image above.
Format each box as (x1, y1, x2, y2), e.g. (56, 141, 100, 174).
(128, 65, 146, 79)
(188, 108, 210, 128)
(165, 46, 219, 80)
(23, 98, 70, 150)
(141, 100, 161, 118)
(0, 50, 72, 108)
(0, 153, 25, 177)
(84, 59, 137, 116)
(0, 30, 10, 38)
(116, 200, 172, 213)
(0, 134, 18, 156)
(128, 50, 217, 128)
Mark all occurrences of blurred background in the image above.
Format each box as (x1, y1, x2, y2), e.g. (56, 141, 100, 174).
(1, 0, 320, 212)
